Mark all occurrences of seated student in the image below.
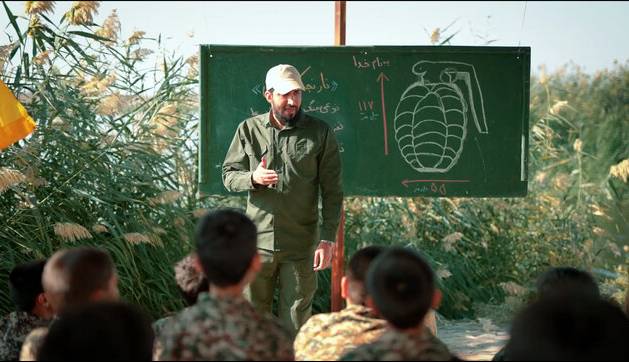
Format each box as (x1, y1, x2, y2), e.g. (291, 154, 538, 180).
(502, 295, 629, 361)
(37, 301, 154, 361)
(534, 266, 600, 300)
(152, 253, 209, 359)
(153, 253, 209, 334)
(0, 260, 53, 361)
(156, 208, 294, 361)
(340, 247, 455, 361)
(492, 266, 601, 361)
(173, 253, 210, 306)
(19, 247, 119, 361)
(294, 245, 388, 361)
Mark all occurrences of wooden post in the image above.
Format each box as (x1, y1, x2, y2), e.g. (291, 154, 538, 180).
(335, 1, 346, 46)
(331, 0, 346, 313)
(331, 208, 345, 312)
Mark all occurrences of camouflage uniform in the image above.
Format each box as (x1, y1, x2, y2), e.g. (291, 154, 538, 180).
(294, 304, 387, 361)
(156, 292, 294, 361)
(18, 326, 49, 361)
(152, 315, 175, 361)
(0, 312, 49, 361)
(153, 314, 175, 338)
(340, 328, 454, 361)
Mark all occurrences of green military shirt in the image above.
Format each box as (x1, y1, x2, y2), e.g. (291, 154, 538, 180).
(294, 304, 387, 361)
(0, 312, 49, 361)
(222, 110, 343, 252)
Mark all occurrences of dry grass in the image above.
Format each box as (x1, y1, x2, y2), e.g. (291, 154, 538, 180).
(54, 222, 93, 242)
(66, 1, 100, 25)
(0, 168, 26, 193)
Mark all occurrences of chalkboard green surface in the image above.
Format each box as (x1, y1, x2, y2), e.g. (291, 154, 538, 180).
(199, 45, 530, 197)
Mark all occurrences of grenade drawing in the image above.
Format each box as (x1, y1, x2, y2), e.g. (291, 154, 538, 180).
(394, 61, 488, 173)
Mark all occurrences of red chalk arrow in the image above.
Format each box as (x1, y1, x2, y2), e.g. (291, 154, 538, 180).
(377, 72, 390, 155)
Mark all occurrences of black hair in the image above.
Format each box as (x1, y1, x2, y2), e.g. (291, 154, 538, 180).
(505, 295, 629, 361)
(195, 208, 257, 287)
(366, 247, 435, 329)
(346, 245, 386, 305)
(536, 266, 599, 300)
(8, 259, 47, 312)
(38, 301, 154, 361)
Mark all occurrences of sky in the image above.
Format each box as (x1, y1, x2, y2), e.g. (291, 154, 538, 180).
(1, 1, 628, 74)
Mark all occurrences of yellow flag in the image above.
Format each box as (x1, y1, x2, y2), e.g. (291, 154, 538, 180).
(0, 79, 36, 150)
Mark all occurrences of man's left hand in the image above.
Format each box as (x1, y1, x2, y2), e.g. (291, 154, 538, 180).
(313, 240, 335, 271)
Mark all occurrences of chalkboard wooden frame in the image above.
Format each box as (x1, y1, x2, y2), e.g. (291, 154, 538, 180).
(199, 45, 530, 197)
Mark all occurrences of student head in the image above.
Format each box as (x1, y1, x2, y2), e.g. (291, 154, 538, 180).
(535, 266, 600, 300)
(195, 208, 259, 289)
(8, 259, 53, 319)
(342, 245, 386, 306)
(173, 253, 208, 306)
(366, 247, 441, 330)
(42, 247, 119, 314)
(504, 296, 629, 361)
(37, 301, 154, 361)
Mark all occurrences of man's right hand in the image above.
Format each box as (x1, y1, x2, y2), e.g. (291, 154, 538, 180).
(252, 158, 278, 186)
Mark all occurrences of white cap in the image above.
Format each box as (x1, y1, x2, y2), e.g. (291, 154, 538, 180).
(265, 64, 305, 95)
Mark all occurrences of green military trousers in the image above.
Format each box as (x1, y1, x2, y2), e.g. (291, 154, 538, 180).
(244, 249, 317, 336)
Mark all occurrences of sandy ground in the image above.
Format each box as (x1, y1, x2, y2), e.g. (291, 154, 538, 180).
(437, 318, 509, 361)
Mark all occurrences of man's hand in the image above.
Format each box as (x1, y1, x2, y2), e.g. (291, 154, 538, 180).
(313, 240, 335, 271)
(252, 157, 278, 186)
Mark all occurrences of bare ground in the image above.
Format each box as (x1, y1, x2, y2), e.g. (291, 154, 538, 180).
(437, 317, 509, 361)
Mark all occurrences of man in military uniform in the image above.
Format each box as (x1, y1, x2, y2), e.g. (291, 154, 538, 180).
(340, 247, 455, 361)
(156, 209, 294, 361)
(0, 260, 53, 361)
(294, 246, 387, 361)
(222, 64, 343, 334)
(19, 247, 120, 361)
(152, 253, 208, 359)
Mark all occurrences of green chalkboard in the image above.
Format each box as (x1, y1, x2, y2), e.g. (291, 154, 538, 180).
(199, 45, 530, 197)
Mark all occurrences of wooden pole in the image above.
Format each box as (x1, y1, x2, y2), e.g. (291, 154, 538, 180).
(331, 208, 345, 312)
(334, 1, 346, 46)
(331, 0, 346, 313)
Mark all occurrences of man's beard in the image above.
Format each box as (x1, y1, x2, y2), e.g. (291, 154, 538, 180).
(273, 107, 301, 126)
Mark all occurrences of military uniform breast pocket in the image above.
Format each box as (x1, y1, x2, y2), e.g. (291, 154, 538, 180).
(244, 144, 259, 171)
(290, 138, 316, 163)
